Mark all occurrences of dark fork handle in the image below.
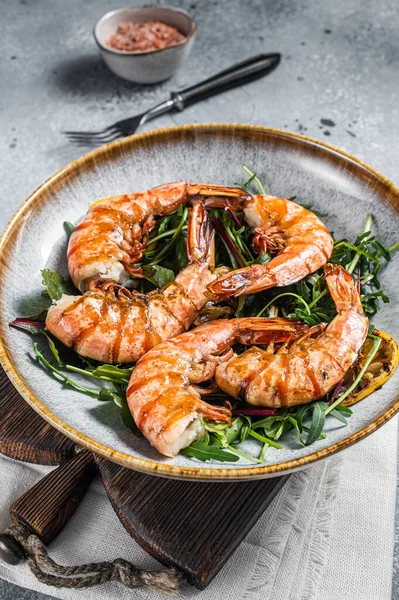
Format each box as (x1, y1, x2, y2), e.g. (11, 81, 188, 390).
(171, 53, 281, 109)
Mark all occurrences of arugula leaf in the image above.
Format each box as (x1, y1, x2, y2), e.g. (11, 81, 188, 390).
(144, 205, 188, 266)
(98, 388, 140, 435)
(44, 332, 62, 365)
(180, 439, 239, 462)
(35, 335, 138, 434)
(235, 415, 252, 444)
(140, 265, 175, 288)
(254, 252, 271, 265)
(33, 342, 99, 397)
(175, 235, 188, 271)
(98, 388, 123, 404)
(235, 296, 246, 318)
(91, 364, 133, 383)
(63, 221, 74, 238)
(248, 429, 282, 449)
(328, 408, 348, 425)
(234, 170, 257, 191)
(296, 402, 326, 445)
(225, 416, 247, 444)
(41, 269, 71, 301)
(242, 166, 267, 194)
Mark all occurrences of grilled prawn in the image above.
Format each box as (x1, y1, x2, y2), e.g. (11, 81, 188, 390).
(206, 192, 334, 299)
(126, 318, 306, 456)
(46, 203, 226, 363)
(216, 264, 368, 408)
(67, 182, 249, 292)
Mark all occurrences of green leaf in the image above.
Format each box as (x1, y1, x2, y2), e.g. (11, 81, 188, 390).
(33, 343, 98, 397)
(145, 206, 188, 266)
(235, 296, 246, 318)
(242, 166, 266, 194)
(98, 388, 141, 435)
(371, 239, 390, 261)
(181, 440, 239, 462)
(91, 364, 133, 383)
(200, 418, 229, 448)
(236, 170, 257, 191)
(66, 363, 132, 384)
(364, 290, 390, 303)
(41, 269, 71, 301)
(248, 429, 282, 449)
(325, 336, 382, 414)
(175, 235, 188, 271)
(296, 402, 326, 445)
(314, 311, 333, 322)
(225, 416, 246, 445)
(63, 221, 74, 238)
(254, 252, 271, 265)
(328, 408, 348, 425)
(252, 414, 291, 441)
(287, 415, 305, 447)
(335, 405, 352, 415)
(120, 402, 141, 434)
(98, 387, 123, 404)
(237, 416, 252, 444)
(141, 265, 175, 288)
(44, 333, 62, 366)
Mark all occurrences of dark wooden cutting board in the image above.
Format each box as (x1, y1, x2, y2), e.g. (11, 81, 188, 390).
(0, 367, 288, 589)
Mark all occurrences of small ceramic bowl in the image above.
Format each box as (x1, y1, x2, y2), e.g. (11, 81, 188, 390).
(94, 5, 196, 84)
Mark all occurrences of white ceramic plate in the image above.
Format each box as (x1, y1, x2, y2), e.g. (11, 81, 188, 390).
(0, 124, 398, 480)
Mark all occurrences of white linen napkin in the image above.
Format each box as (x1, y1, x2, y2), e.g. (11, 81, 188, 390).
(0, 416, 396, 600)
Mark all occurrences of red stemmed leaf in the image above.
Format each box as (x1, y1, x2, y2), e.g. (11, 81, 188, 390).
(232, 408, 278, 416)
(9, 310, 47, 335)
(224, 206, 242, 228)
(329, 379, 347, 405)
(211, 217, 245, 268)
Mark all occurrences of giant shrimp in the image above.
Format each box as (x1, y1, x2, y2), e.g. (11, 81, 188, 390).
(126, 318, 306, 456)
(205, 192, 334, 300)
(67, 182, 250, 292)
(216, 264, 368, 408)
(46, 202, 226, 363)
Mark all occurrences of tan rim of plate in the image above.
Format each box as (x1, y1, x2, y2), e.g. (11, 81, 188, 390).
(1, 123, 399, 481)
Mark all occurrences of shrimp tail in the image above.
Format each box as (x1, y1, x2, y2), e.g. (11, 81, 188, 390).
(206, 264, 275, 300)
(324, 263, 363, 312)
(188, 184, 251, 206)
(89, 278, 136, 300)
(237, 317, 308, 345)
(187, 201, 215, 266)
(200, 400, 232, 424)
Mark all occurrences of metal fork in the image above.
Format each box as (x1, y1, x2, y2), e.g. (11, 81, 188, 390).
(64, 53, 281, 147)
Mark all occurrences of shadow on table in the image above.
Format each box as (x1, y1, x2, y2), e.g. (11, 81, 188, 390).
(50, 54, 161, 98)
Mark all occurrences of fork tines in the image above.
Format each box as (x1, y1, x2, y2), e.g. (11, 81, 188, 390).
(63, 126, 123, 147)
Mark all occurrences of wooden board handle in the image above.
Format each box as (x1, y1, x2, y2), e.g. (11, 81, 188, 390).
(10, 449, 96, 545)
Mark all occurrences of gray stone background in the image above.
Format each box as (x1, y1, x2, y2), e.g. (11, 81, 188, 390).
(0, 0, 398, 597)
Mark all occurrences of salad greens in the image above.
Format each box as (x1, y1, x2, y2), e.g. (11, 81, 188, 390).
(41, 268, 73, 301)
(10, 167, 398, 464)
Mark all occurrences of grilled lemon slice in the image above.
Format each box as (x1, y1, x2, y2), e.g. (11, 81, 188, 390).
(341, 329, 399, 407)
